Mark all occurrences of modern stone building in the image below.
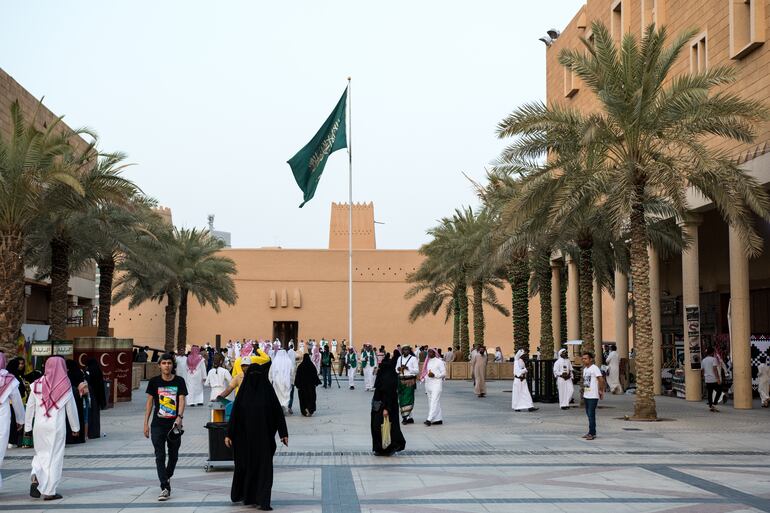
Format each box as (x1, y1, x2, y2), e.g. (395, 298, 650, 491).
(546, 0, 770, 408)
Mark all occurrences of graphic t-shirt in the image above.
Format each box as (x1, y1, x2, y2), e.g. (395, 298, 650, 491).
(582, 364, 603, 399)
(146, 375, 188, 427)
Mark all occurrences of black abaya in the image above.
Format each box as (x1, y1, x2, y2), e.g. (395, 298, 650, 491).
(227, 362, 288, 509)
(85, 358, 106, 439)
(370, 356, 406, 456)
(294, 354, 321, 416)
(6, 357, 26, 446)
(65, 360, 86, 444)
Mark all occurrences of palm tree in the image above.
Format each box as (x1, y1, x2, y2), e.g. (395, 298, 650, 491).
(0, 101, 90, 354)
(499, 23, 770, 420)
(27, 151, 139, 340)
(113, 222, 179, 352)
(174, 228, 238, 351)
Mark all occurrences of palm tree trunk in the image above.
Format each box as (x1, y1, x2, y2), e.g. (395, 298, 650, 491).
(578, 242, 594, 353)
(177, 287, 188, 353)
(472, 281, 484, 348)
(49, 236, 70, 340)
(164, 294, 176, 353)
(630, 207, 657, 420)
(0, 232, 26, 356)
(509, 259, 530, 352)
(96, 254, 115, 337)
(535, 251, 553, 359)
(452, 287, 460, 351)
(458, 280, 469, 359)
(560, 267, 567, 344)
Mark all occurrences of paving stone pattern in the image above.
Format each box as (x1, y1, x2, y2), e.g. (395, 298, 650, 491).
(2, 377, 770, 512)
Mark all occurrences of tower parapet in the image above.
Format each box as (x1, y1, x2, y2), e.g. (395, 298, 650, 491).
(328, 202, 376, 250)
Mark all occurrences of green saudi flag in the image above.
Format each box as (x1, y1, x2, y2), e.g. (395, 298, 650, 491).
(288, 87, 348, 207)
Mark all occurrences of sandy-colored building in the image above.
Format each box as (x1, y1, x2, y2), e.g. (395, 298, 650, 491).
(110, 203, 540, 356)
(545, 0, 770, 407)
(0, 67, 97, 338)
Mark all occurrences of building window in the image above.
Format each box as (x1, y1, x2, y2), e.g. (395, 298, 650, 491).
(690, 33, 708, 73)
(564, 67, 579, 98)
(611, 0, 624, 42)
(641, 0, 666, 30)
(729, 0, 766, 59)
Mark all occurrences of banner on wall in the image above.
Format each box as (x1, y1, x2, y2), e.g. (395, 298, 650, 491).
(685, 305, 702, 370)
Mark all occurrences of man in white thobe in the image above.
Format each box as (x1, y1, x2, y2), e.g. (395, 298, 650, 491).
(758, 356, 770, 408)
(512, 349, 537, 412)
(185, 346, 207, 406)
(421, 348, 446, 425)
(0, 353, 25, 490)
(444, 347, 454, 364)
(204, 354, 233, 401)
(345, 348, 358, 390)
(361, 345, 377, 391)
(25, 356, 80, 500)
(174, 353, 189, 384)
(269, 349, 294, 410)
(606, 345, 623, 394)
(396, 346, 420, 424)
(553, 348, 574, 409)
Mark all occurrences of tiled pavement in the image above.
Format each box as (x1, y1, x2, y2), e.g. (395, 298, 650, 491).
(2, 377, 770, 512)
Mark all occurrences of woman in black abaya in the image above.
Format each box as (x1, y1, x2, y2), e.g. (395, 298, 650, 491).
(371, 354, 406, 456)
(294, 354, 321, 416)
(225, 361, 288, 511)
(85, 358, 106, 439)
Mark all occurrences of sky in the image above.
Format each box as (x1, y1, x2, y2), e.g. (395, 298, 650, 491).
(1, 1, 585, 249)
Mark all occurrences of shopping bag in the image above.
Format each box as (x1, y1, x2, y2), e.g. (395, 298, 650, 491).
(381, 417, 391, 449)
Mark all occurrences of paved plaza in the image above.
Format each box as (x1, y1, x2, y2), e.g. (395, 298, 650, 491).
(2, 377, 770, 512)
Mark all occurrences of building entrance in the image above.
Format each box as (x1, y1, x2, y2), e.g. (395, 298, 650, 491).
(273, 321, 298, 345)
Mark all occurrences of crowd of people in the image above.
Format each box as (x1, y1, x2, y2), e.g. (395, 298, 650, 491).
(0, 335, 644, 508)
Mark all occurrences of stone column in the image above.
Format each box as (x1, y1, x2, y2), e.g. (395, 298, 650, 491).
(567, 256, 580, 345)
(681, 219, 702, 401)
(729, 226, 752, 409)
(648, 246, 663, 395)
(551, 261, 562, 347)
(593, 278, 603, 365)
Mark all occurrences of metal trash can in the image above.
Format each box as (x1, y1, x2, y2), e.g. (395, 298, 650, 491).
(527, 359, 559, 403)
(204, 422, 233, 472)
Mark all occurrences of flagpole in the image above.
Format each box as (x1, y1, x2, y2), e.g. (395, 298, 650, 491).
(347, 77, 353, 351)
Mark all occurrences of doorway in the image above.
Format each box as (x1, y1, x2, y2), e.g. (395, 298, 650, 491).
(273, 321, 298, 345)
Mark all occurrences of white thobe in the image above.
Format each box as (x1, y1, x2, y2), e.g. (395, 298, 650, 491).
(606, 351, 622, 394)
(362, 352, 376, 390)
(424, 359, 446, 422)
(0, 379, 25, 490)
(758, 363, 770, 404)
(444, 351, 454, 363)
(511, 358, 534, 410)
(24, 389, 80, 496)
(347, 365, 357, 387)
(175, 355, 189, 383)
(552, 357, 574, 408)
(185, 363, 206, 405)
(205, 367, 233, 401)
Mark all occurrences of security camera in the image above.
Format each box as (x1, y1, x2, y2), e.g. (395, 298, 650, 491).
(547, 29, 561, 39)
(539, 36, 553, 47)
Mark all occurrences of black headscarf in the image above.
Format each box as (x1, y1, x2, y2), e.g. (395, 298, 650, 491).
(294, 354, 321, 388)
(86, 358, 106, 409)
(6, 356, 23, 378)
(373, 354, 397, 392)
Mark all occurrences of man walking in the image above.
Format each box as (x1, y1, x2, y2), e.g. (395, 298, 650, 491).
(580, 351, 604, 440)
(701, 347, 722, 412)
(420, 348, 446, 425)
(396, 346, 419, 424)
(471, 346, 487, 397)
(361, 345, 377, 391)
(144, 354, 187, 501)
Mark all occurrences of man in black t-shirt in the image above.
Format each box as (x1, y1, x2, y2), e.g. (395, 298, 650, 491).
(144, 353, 187, 501)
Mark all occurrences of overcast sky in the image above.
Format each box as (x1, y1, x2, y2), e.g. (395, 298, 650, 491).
(2, 1, 584, 249)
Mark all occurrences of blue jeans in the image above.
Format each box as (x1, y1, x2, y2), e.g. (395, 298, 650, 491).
(584, 398, 598, 436)
(322, 366, 332, 387)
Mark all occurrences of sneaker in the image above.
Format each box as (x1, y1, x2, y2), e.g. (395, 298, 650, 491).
(431, 420, 443, 425)
(158, 489, 170, 501)
(585, 434, 596, 440)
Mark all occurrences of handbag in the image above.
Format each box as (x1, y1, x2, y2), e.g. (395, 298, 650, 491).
(381, 417, 391, 449)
